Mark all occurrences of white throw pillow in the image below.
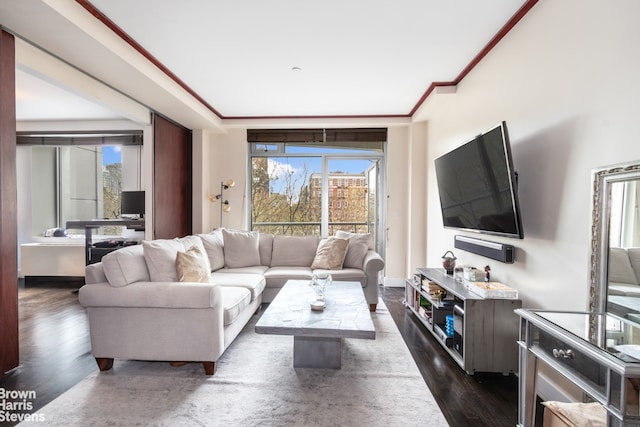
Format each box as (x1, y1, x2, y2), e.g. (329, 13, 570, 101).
(342, 242, 369, 269)
(335, 231, 373, 268)
(102, 244, 150, 287)
(335, 231, 373, 249)
(199, 229, 225, 271)
(222, 229, 261, 268)
(311, 237, 349, 270)
(609, 248, 638, 284)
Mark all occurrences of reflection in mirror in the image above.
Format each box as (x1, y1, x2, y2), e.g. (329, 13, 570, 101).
(590, 163, 640, 338)
(607, 179, 640, 321)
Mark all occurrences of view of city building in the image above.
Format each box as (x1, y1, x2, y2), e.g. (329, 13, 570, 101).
(102, 160, 122, 219)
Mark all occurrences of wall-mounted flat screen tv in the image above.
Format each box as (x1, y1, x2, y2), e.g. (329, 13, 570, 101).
(434, 121, 524, 239)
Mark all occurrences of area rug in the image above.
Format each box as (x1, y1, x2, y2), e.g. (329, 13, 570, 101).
(19, 301, 448, 426)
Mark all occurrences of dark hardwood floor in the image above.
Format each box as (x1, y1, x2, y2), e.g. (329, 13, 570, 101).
(0, 281, 517, 426)
(0, 279, 97, 426)
(380, 286, 518, 426)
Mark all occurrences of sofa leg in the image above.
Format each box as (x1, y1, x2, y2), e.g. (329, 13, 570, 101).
(202, 362, 216, 375)
(95, 357, 114, 371)
(369, 303, 377, 312)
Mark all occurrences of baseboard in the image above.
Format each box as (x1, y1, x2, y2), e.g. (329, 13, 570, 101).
(383, 277, 405, 287)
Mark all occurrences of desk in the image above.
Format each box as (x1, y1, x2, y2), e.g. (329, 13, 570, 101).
(516, 309, 640, 426)
(65, 219, 145, 264)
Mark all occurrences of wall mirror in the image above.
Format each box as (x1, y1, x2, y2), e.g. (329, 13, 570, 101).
(590, 161, 640, 322)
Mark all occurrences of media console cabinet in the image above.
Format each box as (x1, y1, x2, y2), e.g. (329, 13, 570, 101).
(404, 267, 522, 375)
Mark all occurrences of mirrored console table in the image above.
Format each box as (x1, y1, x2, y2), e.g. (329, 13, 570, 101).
(516, 309, 640, 426)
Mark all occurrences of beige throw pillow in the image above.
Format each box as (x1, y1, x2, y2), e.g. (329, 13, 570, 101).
(311, 237, 349, 270)
(176, 246, 211, 283)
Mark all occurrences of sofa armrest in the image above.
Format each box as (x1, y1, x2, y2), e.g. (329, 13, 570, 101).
(78, 281, 223, 310)
(363, 250, 384, 279)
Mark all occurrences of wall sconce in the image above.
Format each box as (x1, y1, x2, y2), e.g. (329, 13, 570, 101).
(208, 179, 235, 227)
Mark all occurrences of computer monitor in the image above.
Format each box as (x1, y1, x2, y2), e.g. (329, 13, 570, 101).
(121, 191, 145, 219)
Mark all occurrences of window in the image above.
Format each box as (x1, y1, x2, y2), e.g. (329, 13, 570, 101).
(248, 128, 386, 255)
(18, 132, 143, 236)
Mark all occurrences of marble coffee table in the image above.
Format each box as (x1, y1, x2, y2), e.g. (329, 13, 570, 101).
(255, 279, 376, 369)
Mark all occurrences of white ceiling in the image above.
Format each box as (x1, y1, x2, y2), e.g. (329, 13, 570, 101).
(2, 0, 532, 124)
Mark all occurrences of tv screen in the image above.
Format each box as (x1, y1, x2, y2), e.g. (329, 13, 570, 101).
(434, 122, 523, 239)
(121, 191, 145, 218)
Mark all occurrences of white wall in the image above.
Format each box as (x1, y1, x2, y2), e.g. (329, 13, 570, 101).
(187, 1, 640, 311)
(196, 128, 249, 233)
(415, 0, 640, 310)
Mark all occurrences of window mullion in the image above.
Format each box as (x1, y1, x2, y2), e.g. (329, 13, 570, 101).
(321, 155, 329, 236)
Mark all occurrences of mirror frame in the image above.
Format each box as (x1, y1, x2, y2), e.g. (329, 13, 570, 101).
(590, 161, 640, 315)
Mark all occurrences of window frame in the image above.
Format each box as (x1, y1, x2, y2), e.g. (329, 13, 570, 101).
(248, 140, 386, 257)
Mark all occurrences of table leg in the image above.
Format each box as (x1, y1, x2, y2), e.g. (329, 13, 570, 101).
(518, 342, 538, 426)
(293, 336, 342, 369)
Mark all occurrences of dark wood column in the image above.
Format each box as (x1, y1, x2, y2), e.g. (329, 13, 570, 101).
(153, 114, 192, 239)
(0, 29, 18, 377)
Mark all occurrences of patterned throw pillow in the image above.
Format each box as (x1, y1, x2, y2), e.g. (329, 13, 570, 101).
(311, 237, 349, 270)
(175, 246, 211, 283)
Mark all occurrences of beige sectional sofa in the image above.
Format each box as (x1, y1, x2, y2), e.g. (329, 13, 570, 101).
(79, 229, 384, 375)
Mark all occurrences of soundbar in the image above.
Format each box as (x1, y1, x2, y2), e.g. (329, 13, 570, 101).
(454, 235, 515, 263)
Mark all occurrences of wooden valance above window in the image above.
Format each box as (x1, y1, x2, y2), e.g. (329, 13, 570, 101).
(247, 128, 387, 144)
(16, 131, 143, 146)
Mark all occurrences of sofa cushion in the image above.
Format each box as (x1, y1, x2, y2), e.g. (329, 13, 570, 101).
(335, 231, 373, 250)
(176, 246, 211, 283)
(143, 236, 208, 282)
(310, 237, 349, 269)
(259, 233, 275, 266)
(627, 248, 640, 281)
(342, 242, 369, 269)
(215, 266, 269, 275)
(609, 247, 638, 284)
(210, 272, 266, 301)
(79, 281, 221, 309)
(336, 231, 374, 269)
(609, 283, 640, 297)
(271, 235, 318, 267)
(219, 286, 251, 326)
(222, 229, 261, 268)
(102, 244, 150, 287)
(264, 266, 314, 288)
(85, 262, 108, 285)
(198, 230, 225, 271)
